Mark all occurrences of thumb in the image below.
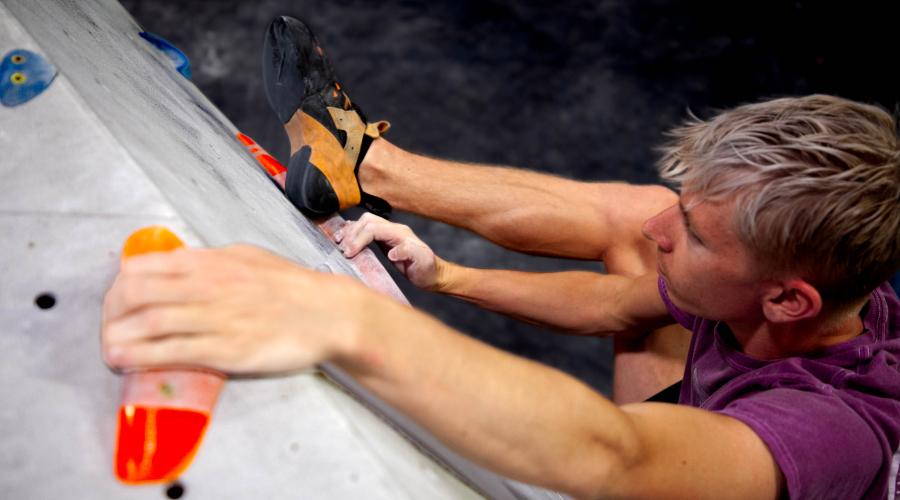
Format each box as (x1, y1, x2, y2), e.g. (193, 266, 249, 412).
(387, 242, 413, 262)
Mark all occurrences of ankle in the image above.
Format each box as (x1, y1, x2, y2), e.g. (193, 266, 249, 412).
(358, 138, 396, 197)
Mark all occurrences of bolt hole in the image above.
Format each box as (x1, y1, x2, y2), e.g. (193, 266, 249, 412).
(165, 481, 185, 499)
(35, 293, 56, 310)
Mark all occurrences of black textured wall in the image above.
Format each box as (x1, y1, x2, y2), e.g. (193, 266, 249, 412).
(120, 0, 898, 395)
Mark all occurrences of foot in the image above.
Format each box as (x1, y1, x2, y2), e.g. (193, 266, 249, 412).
(262, 16, 391, 217)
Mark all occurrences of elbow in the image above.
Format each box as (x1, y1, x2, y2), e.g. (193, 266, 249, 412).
(567, 310, 631, 337)
(555, 426, 645, 499)
(558, 451, 640, 500)
(565, 325, 620, 337)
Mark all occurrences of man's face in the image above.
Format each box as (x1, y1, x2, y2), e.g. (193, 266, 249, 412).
(641, 193, 766, 323)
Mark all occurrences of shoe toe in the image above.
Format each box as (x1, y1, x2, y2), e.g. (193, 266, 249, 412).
(263, 16, 334, 124)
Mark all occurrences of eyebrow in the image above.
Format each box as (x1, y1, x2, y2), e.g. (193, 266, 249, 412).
(679, 201, 705, 243)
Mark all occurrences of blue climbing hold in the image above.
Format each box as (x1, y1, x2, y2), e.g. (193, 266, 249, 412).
(139, 31, 192, 79)
(0, 49, 57, 107)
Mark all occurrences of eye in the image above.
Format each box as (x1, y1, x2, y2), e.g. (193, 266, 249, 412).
(11, 54, 26, 64)
(10, 72, 26, 85)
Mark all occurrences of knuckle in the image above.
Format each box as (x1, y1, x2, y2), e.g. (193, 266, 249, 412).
(101, 348, 116, 368)
(100, 321, 117, 344)
(140, 309, 164, 333)
(118, 277, 143, 307)
(140, 307, 175, 335)
(169, 246, 197, 266)
(100, 334, 126, 369)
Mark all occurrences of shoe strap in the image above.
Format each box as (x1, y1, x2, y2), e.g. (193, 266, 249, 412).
(365, 120, 391, 138)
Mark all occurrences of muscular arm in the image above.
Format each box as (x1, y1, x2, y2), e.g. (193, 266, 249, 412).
(337, 214, 672, 336)
(343, 283, 782, 499)
(361, 140, 677, 261)
(102, 246, 782, 499)
(346, 306, 781, 498)
(437, 262, 672, 336)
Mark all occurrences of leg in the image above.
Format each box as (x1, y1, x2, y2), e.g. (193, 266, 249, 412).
(360, 139, 676, 261)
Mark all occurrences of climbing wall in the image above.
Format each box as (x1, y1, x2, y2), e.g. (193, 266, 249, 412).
(0, 0, 568, 498)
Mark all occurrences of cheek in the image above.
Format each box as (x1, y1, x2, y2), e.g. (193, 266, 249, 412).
(668, 244, 697, 277)
(665, 253, 722, 302)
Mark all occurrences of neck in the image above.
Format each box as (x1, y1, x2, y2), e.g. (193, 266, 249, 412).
(728, 309, 865, 360)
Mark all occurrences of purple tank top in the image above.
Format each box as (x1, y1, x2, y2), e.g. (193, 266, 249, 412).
(660, 278, 900, 499)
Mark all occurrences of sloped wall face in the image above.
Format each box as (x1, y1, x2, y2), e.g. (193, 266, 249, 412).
(0, 0, 489, 498)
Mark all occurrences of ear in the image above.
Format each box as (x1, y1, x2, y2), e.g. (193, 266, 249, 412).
(761, 279, 822, 323)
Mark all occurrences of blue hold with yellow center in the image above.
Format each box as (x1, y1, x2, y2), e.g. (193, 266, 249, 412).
(0, 49, 57, 107)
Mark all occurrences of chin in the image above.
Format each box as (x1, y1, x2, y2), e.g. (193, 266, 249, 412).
(665, 281, 702, 316)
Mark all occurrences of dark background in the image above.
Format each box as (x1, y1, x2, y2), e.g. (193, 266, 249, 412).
(120, 0, 898, 396)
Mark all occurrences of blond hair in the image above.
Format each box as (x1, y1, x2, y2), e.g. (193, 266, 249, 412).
(658, 94, 900, 306)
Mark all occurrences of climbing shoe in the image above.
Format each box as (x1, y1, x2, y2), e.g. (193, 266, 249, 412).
(262, 16, 391, 217)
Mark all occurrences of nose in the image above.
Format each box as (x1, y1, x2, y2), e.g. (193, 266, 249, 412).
(642, 205, 675, 253)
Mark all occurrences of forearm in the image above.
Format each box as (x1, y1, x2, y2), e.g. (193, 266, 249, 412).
(360, 140, 642, 260)
(435, 260, 659, 335)
(334, 295, 639, 496)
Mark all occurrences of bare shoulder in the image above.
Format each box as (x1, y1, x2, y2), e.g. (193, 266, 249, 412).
(591, 183, 678, 217)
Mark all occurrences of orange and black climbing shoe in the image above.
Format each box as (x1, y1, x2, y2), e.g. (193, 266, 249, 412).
(262, 16, 391, 217)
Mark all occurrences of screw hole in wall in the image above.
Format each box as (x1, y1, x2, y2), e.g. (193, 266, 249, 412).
(165, 481, 185, 499)
(34, 293, 56, 310)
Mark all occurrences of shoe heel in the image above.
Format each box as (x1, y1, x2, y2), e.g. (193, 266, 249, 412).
(284, 146, 339, 216)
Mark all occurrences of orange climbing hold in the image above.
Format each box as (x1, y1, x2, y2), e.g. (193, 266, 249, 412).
(114, 226, 224, 484)
(116, 406, 209, 483)
(121, 225, 185, 258)
(236, 132, 287, 187)
(236, 132, 254, 146)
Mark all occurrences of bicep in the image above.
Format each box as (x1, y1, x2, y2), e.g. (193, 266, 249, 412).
(610, 402, 784, 499)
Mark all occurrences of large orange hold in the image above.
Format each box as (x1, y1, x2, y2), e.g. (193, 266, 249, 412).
(116, 406, 210, 483)
(114, 226, 224, 484)
(121, 225, 185, 258)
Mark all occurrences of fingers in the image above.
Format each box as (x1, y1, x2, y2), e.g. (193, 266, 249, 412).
(386, 240, 437, 289)
(336, 213, 416, 258)
(103, 272, 207, 322)
(103, 303, 209, 345)
(104, 334, 220, 372)
(332, 212, 382, 244)
(100, 244, 344, 375)
(120, 247, 198, 275)
(386, 240, 418, 263)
